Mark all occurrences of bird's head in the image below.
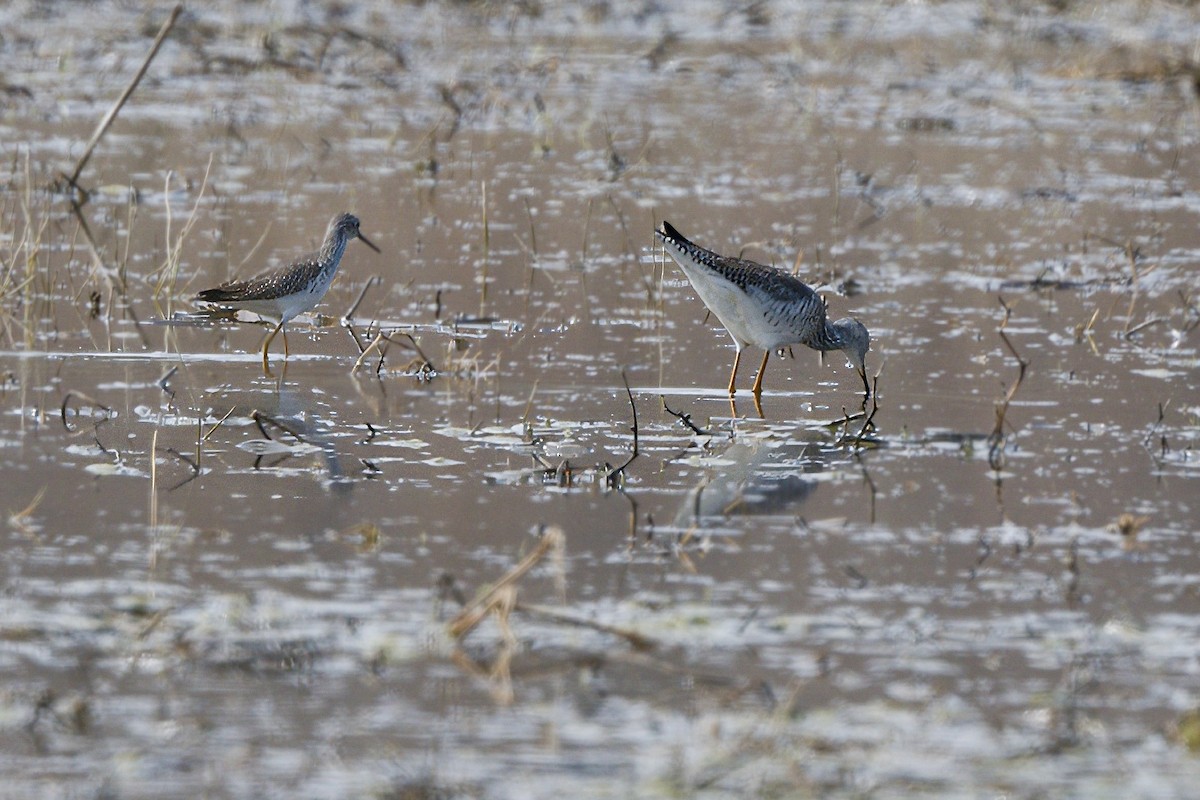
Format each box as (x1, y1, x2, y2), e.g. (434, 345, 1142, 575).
(330, 213, 381, 253)
(832, 317, 871, 396)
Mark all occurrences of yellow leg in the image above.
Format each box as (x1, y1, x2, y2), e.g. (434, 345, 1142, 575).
(261, 321, 284, 371)
(727, 348, 743, 395)
(282, 327, 290, 357)
(751, 350, 770, 397)
(751, 391, 764, 419)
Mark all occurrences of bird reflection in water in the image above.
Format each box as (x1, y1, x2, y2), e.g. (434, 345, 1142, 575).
(672, 436, 829, 531)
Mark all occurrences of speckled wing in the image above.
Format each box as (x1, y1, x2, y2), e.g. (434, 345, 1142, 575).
(195, 252, 324, 303)
(657, 221, 814, 301)
(740, 266, 829, 343)
(656, 221, 829, 349)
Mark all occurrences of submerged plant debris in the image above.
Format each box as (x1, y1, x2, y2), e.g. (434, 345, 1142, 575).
(0, 1, 1198, 797)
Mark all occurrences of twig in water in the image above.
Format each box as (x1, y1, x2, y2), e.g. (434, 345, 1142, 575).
(576, 197, 595, 323)
(581, 197, 594, 262)
(1122, 239, 1142, 336)
(352, 331, 387, 373)
(987, 296, 1029, 471)
(68, 201, 149, 342)
(516, 602, 656, 651)
(394, 332, 435, 377)
(325, 26, 408, 71)
(661, 396, 710, 436)
(1075, 307, 1101, 355)
(252, 410, 308, 444)
(344, 321, 369, 355)
(606, 370, 640, 488)
(8, 487, 47, 535)
(162, 447, 200, 491)
(843, 375, 881, 446)
(523, 198, 539, 262)
(1125, 316, 1164, 338)
(1142, 401, 1168, 450)
(452, 644, 516, 705)
(1139, 401, 1170, 469)
(152, 157, 213, 313)
(157, 366, 178, 398)
(967, 532, 993, 582)
(448, 527, 565, 640)
(826, 408, 866, 428)
(607, 194, 655, 302)
(62, 5, 183, 196)
(200, 406, 237, 444)
(94, 434, 121, 465)
(60, 390, 113, 435)
(1177, 289, 1199, 329)
(479, 180, 489, 317)
(1063, 536, 1081, 607)
(70, 199, 121, 296)
(352, 330, 435, 377)
(520, 198, 540, 318)
(135, 607, 172, 641)
(231, 217, 275, 278)
(853, 450, 879, 525)
(341, 276, 380, 325)
(832, 362, 884, 443)
(520, 380, 541, 430)
(149, 429, 159, 550)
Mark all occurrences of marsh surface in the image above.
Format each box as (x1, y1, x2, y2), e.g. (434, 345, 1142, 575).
(1, 1, 1198, 797)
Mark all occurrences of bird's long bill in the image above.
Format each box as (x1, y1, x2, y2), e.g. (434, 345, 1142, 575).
(858, 365, 871, 398)
(358, 232, 382, 253)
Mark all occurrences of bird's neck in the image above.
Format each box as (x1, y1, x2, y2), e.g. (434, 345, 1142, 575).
(811, 319, 843, 352)
(320, 235, 348, 268)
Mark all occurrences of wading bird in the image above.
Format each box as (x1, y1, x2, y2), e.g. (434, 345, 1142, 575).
(656, 220, 870, 401)
(196, 212, 380, 371)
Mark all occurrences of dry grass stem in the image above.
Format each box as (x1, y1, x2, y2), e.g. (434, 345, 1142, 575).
(62, 5, 183, 194)
(341, 275, 380, 324)
(1125, 316, 1164, 338)
(450, 644, 514, 705)
(8, 487, 47, 535)
(448, 527, 565, 640)
(1075, 306, 1101, 355)
(516, 603, 655, 651)
(152, 156, 214, 313)
(149, 429, 159, 547)
(200, 406, 238, 444)
(479, 180, 489, 316)
(988, 296, 1029, 470)
(352, 331, 388, 373)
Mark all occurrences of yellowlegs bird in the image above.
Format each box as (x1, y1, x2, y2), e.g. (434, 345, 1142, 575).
(656, 220, 871, 399)
(196, 212, 380, 370)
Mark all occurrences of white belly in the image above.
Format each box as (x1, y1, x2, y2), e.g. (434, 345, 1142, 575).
(678, 263, 797, 350)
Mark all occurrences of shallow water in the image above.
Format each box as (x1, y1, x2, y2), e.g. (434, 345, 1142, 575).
(1, 1, 1199, 797)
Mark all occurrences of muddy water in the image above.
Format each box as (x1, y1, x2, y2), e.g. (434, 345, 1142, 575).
(2, 1, 1199, 797)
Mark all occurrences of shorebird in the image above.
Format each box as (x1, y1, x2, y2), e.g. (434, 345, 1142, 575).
(656, 220, 870, 400)
(196, 212, 380, 371)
